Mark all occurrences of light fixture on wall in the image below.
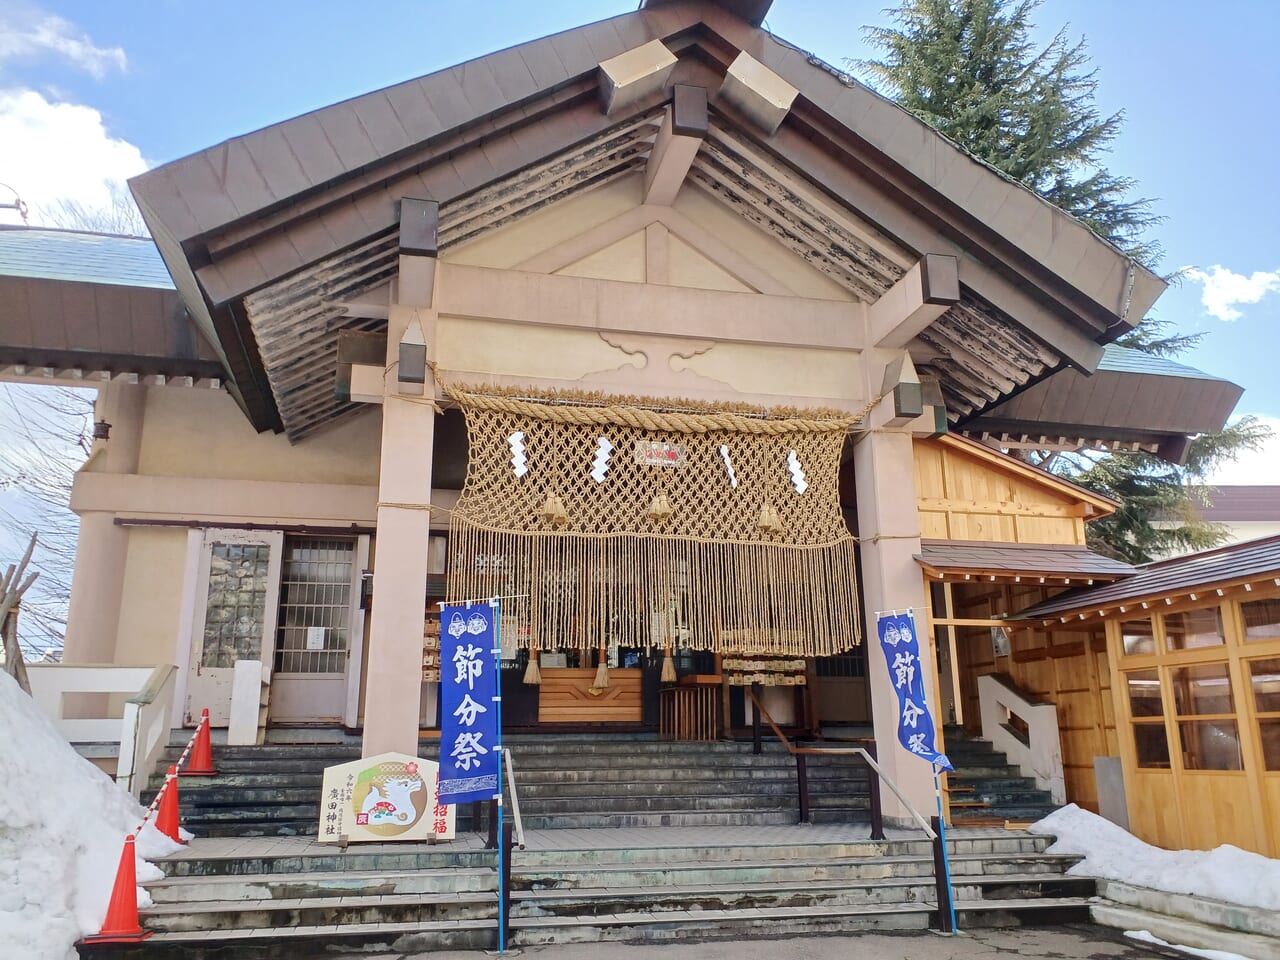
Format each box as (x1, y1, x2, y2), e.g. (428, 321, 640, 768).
(93, 420, 112, 440)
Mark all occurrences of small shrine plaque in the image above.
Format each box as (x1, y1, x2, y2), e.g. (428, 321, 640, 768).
(318, 753, 456, 843)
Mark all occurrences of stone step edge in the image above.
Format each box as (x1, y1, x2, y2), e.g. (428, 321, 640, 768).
(153, 844, 1057, 872)
(148, 854, 1077, 895)
(145, 866, 497, 890)
(141, 889, 498, 917)
(154, 840, 1057, 869)
(139, 892, 1090, 932)
(517, 872, 1088, 901)
(142, 869, 1078, 905)
(511, 896, 1092, 929)
(1095, 879, 1280, 940)
(1090, 902, 1280, 960)
(143, 917, 495, 944)
(513, 854, 1078, 877)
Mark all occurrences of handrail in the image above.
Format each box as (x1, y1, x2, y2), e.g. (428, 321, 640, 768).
(503, 748, 525, 850)
(745, 688, 936, 840)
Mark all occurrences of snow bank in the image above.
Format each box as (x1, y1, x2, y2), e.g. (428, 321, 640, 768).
(0, 671, 186, 960)
(1029, 804, 1280, 911)
(1125, 929, 1253, 960)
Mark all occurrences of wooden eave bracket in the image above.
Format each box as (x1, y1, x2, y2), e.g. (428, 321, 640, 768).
(397, 198, 437, 386)
(335, 330, 388, 405)
(869, 254, 960, 349)
(643, 85, 708, 206)
(717, 52, 797, 136)
(599, 40, 678, 115)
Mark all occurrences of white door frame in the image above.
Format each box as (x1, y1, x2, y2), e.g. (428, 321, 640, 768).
(344, 534, 371, 728)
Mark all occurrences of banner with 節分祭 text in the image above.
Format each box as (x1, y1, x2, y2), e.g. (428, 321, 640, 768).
(438, 601, 501, 803)
(876, 610, 952, 771)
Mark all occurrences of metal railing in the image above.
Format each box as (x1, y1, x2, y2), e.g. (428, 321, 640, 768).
(744, 686, 955, 932)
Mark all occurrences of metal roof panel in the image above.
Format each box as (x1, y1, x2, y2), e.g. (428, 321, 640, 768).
(0, 228, 173, 289)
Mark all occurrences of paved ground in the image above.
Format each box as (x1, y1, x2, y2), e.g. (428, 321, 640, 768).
(328, 925, 1174, 960)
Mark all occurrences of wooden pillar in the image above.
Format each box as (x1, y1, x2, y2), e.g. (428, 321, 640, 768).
(362, 200, 438, 758)
(852, 428, 937, 824)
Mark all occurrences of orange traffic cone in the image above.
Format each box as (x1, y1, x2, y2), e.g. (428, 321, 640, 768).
(155, 766, 186, 844)
(185, 708, 217, 776)
(79, 835, 153, 943)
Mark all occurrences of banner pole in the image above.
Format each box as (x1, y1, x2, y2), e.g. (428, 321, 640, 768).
(933, 767, 958, 935)
(490, 598, 505, 955)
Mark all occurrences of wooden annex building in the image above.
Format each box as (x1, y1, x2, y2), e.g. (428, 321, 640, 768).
(1, 0, 1272, 858)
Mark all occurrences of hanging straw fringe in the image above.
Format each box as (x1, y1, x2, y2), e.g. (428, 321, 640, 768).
(446, 390, 862, 658)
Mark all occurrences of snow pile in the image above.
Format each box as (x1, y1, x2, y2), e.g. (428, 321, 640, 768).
(1029, 804, 1280, 911)
(0, 671, 187, 960)
(1125, 930, 1252, 960)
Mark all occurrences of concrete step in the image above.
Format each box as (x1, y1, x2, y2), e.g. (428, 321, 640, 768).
(147, 867, 497, 903)
(79, 917, 496, 958)
(1091, 902, 1280, 960)
(511, 896, 1091, 945)
(514, 854, 1085, 890)
(140, 889, 497, 933)
(512, 873, 1095, 917)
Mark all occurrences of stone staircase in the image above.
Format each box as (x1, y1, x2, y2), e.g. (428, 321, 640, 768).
(78, 829, 1094, 958)
(145, 732, 875, 837)
(942, 729, 1061, 825)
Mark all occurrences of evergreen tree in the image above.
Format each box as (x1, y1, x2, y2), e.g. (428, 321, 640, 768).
(858, 0, 1272, 563)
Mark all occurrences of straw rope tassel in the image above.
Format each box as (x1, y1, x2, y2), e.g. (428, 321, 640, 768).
(660, 638, 677, 683)
(523, 640, 542, 685)
(593, 642, 610, 689)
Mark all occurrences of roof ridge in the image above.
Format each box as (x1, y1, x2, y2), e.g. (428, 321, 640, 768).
(0, 224, 152, 242)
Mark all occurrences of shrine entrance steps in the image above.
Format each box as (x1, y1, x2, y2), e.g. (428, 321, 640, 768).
(142, 731, 876, 837)
(77, 826, 1094, 959)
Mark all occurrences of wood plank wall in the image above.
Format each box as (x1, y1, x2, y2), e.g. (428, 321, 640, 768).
(950, 581, 1116, 812)
(537, 668, 643, 723)
(914, 439, 1087, 545)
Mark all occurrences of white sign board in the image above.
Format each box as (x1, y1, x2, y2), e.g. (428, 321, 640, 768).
(318, 752, 456, 843)
(306, 626, 326, 651)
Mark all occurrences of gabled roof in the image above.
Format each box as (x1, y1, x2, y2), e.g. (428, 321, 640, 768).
(128, 1, 1165, 440)
(1013, 533, 1280, 621)
(960, 344, 1242, 463)
(932, 432, 1120, 516)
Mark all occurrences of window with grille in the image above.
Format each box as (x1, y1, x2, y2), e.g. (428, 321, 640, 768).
(815, 652, 864, 678)
(273, 536, 355, 674)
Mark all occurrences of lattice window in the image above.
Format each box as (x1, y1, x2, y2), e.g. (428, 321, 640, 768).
(273, 537, 354, 674)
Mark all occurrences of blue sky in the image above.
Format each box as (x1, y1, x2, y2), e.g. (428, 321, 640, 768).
(1, 0, 1278, 480)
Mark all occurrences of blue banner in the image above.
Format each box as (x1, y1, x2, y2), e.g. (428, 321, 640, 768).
(438, 601, 502, 803)
(876, 611, 952, 771)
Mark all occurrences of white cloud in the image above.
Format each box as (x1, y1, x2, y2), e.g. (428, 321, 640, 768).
(1201, 414, 1280, 486)
(0, 87, 146, 227)
(0, 8, 126, 79)
(1182, 264, 1280, 322)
